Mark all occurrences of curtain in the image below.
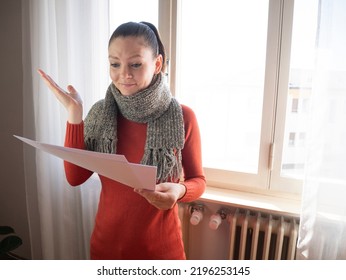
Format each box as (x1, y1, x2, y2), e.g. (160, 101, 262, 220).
(22, 0, 109, 259)
(297, 0, 346, 259)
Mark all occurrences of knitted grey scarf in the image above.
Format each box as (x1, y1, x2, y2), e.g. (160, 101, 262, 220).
(84, 73, 184, 183)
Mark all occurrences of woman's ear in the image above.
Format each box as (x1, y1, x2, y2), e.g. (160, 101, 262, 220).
(154, 54, 163, 74)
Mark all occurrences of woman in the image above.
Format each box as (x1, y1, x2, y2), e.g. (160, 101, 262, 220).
(38, 21, 205, 260)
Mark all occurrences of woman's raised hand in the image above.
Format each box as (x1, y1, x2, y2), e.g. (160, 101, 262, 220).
(38, 69, 83, 124)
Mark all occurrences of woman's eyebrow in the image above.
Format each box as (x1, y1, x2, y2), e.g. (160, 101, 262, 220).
(108, 55, 119, 59)
(108, 54, 142, 60)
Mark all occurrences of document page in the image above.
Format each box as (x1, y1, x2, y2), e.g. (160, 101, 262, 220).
(15, 135, 157, 190)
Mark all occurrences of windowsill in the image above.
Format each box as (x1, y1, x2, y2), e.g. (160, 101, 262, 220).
(198, 186, 301, 218)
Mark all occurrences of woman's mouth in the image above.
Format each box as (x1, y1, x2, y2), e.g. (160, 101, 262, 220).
(120, 83, 136, 88)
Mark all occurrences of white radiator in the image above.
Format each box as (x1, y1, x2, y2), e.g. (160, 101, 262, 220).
(180, 203, 299, 260)
(227, 208, 299, 260)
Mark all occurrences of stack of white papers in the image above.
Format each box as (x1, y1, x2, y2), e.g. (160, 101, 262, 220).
(15, 135, 157, 190)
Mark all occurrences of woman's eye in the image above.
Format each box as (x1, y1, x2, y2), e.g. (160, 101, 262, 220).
(111, 63, 120, 68)
(131, 63, 142, 68)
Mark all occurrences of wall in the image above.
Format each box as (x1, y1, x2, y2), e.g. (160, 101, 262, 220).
(0, 0, 32, 259)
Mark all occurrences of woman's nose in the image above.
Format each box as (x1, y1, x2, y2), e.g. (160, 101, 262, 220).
(120, 66, 133, 79)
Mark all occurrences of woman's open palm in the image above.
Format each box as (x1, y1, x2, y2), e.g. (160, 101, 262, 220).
(38, 69, 83, 124)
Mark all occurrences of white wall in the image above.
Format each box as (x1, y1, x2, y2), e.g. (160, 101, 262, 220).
(0, 0, 32, 259)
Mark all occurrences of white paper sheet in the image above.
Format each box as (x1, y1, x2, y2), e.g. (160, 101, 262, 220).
(14, 135, 157, 190)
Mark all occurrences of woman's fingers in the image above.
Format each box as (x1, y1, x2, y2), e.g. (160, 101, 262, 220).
(38, 69, 80, 104)
(38, 69, 66, 96)
(134, 183, 183, 210)
(38, 69, 64, 97)
(67, 85, 76, 93)
(37, 69, 84, 123)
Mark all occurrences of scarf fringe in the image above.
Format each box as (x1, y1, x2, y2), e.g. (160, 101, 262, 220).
(141, 149, 182, 183)
(85, 138, 116, 154)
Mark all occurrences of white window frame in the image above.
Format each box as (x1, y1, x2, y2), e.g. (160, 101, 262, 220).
(159, 0, 303, 197)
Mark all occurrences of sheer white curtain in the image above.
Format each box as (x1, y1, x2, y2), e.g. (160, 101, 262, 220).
(22, 0, 109, 259)
(297, 0, 346, 259)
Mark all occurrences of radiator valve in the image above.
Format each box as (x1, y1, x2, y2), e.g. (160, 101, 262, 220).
(189, 204, 204, 226)
(209, 208, 229, 230)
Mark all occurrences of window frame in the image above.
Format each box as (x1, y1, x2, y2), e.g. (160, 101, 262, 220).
(159, 0, 303, 197)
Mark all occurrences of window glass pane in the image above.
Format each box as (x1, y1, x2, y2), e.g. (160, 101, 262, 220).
(109, 0, 158, 33)
(176, 0, 269, 173)
(281, 0, 319, 179)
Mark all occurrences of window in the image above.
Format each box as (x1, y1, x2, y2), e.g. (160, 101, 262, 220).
(163, 0, 319, 195)
(171, 0, 271, 191)
(176, 0, 268, 176)
(274, 0, 318, 189)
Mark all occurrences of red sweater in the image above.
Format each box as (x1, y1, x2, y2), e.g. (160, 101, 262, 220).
(64, 104, 206, 259)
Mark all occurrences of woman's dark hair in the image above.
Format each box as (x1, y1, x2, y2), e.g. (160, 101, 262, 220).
(109, 21, 166, 73)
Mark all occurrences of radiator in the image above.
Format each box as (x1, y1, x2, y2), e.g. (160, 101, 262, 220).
(227, 208, 299, 260)
(179, 203, 299, 260)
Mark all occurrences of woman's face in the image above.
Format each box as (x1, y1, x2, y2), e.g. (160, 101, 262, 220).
(108, 36, 162, 96)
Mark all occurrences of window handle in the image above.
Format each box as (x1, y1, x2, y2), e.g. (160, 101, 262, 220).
(269, 142, 275, 171)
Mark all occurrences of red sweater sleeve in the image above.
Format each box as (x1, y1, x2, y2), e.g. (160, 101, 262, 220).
(179, 105, 206, 202)
(64, 122, 93, 186)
